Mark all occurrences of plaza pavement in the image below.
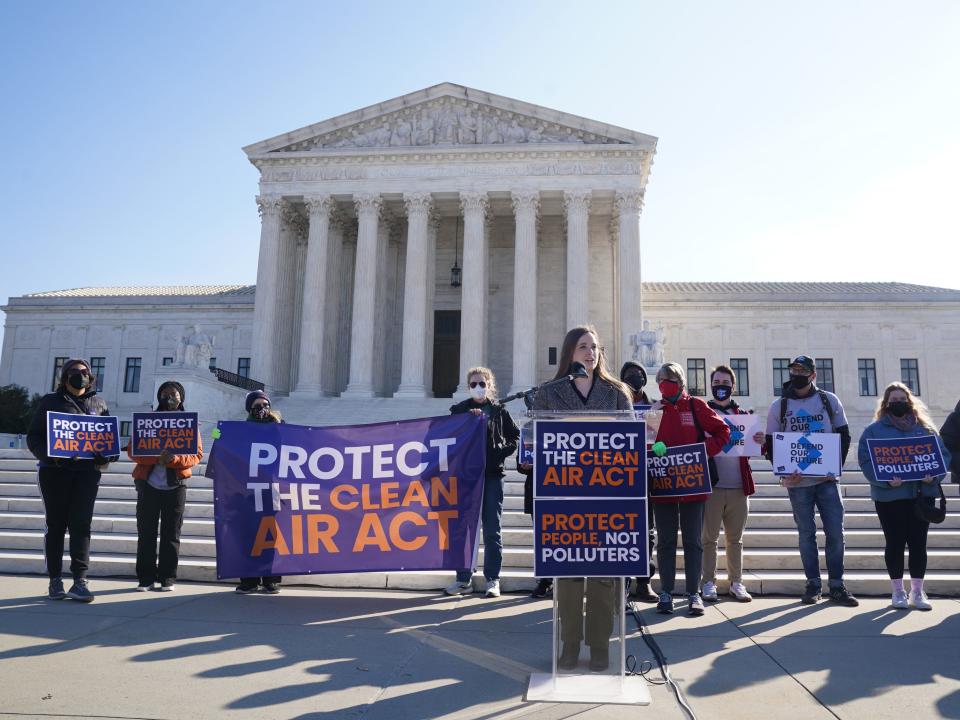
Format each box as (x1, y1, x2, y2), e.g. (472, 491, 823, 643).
(0, 575, 958, 720)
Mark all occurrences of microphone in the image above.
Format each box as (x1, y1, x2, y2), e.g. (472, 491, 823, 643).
(567, 361, 588, 379)
(499, 362, 591, 407)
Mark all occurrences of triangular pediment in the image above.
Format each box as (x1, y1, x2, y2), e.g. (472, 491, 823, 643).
(244, 83, 657, 155)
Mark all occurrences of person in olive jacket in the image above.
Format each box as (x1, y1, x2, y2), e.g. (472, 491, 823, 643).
(27, 358, 118, 602)
(127, 381, 203, 592)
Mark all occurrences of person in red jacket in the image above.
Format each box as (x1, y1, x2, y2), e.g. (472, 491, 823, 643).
(651, 362, 730, 615)
(701, 365, 759, 603)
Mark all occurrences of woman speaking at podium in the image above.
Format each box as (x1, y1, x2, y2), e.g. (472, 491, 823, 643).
(532, 325, 632, 672)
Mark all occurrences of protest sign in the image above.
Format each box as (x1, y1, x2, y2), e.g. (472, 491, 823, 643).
(207, 413, 487, 579)
(519, 425, 534, 465)
(646, 442, 711, 498)
(866, 435, 946, 482)
(534, 498, 648, 577)
(718, 414, 762, 457)
(534, 420, 647, 499)
(46, 411, 120, 459)
(130, 411, 199, 457)
(772, 432, 841, 477)
(633, 403, 653, 421)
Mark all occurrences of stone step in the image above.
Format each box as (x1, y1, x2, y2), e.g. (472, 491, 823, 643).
(0, 550, 538, 593)
(0, 458, 206, 474)
(0, 469, 214, 489)
(0, 511, 217, 537)
(0, 496, 215, 519)
(0, 482, 214, 503)
(4, 548, 960, 596)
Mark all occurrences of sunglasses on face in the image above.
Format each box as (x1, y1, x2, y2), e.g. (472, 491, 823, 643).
(252, 402, 270, 411)
(469, 381, 486, 389)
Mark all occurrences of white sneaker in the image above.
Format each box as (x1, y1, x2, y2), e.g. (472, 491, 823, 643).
(729, 582, 753, 602)
(444, 580, 474, 596)
(136, 583, 154, 592)
(892, 590, 909, 609)
(484, 579, 501, 598)
(909, 590, 932, 611)
(701, 581, 718, 602)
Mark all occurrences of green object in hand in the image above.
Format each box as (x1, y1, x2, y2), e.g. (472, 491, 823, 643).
(212, 428, 221, 440)
(652, 441, 667, 457)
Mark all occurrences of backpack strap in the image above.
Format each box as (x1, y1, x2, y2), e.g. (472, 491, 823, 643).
(779, 396, 788, 431)
(818, 390, 836, 429)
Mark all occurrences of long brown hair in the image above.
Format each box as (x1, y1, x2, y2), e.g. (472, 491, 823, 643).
(554, 325, 629, 396)
(875, 381, 936, 431)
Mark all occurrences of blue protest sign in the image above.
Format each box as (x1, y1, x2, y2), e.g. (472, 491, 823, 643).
(46, 412, 120, 459)
(534, 420, 646, 499)
(519, 425, 534, 465)
(131, 412, 200, 457)
(647, 442, 711, 498)
(633, 403, 652, 420)
(534, 498, 648, 577)
(866, 435, 946, 482)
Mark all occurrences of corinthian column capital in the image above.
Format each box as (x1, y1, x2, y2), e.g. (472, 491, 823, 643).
(403, 192, 434, 218)
(256, 194, 283, 218)
(354, 193, 383, 218)
(304, 194, 334, 218)
(614, 190, 644, 216)
(563, 189, 592, 214)
(459, 191, 489, 216)
(511, 190, 540, 217)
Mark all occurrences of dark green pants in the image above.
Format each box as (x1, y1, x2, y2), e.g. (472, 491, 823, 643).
(557, 577, 616, 649)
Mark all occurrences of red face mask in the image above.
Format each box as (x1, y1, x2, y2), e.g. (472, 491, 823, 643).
(659, 380, 681, 399)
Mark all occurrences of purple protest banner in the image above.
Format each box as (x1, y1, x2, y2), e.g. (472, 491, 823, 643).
(207, 413, 487, 579)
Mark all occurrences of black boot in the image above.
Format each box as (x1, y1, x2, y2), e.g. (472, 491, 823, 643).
(589, 646, 609, 672)
(558, 642, 580, 670)
(631, 578, 659, 603)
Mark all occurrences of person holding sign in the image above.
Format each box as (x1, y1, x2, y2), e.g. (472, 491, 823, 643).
(650, 362, 730, 616)
(445, 367, 519, 599)
(236, 390, 285, 594)
(764, 355, 858, 607)
(620, 361, 657, 603)
(701, 365, 760, 603)
(858, 382, 950, 611)
(940, 399, 960, 485)
(533, 325, 632, 672)
(26, 358, 117, 602)
(127, 381, 203, 592)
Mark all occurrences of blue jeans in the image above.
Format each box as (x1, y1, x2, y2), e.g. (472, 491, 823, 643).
(653, 501, 705, 595)
(457, 473, 504, 582)
(787, 481, 846, 589)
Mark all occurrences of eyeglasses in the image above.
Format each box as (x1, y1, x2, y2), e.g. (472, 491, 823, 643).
(252, 402, 270, 410)
(788, 369, 811, 377)
(469, 381, 486, 389)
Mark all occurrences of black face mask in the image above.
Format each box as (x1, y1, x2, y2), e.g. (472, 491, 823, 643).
(67, 373, 89, 391)
(790, 374, 811, 391)
(887, 401, 911, 418)
(252, 406, 269, 420)
(160, 396, 180, 410)
(624, 375, 645, 392)
(711, 385, 732, 401)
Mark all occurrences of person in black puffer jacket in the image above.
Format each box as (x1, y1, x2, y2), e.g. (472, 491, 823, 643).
(26, 358, 117, 603)
(444, 366, 519, 599)
(236, 389, 285, 595)
(940, 399, 960, 484)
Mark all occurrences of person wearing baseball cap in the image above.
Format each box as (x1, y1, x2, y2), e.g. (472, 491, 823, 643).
(765, 354, 857, 606)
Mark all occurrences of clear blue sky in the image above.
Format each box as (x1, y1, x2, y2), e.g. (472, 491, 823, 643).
(1, 1, 958, 327)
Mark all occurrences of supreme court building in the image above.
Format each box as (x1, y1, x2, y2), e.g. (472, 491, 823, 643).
(3, 84, 960, 437)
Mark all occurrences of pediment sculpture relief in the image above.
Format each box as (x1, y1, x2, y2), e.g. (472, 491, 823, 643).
(276, 98, 630, 152)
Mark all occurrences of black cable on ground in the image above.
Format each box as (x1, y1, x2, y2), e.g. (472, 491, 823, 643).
(627, 600, 698, 720)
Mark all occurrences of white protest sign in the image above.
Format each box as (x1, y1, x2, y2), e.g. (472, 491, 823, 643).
(717, 414, 763, 457)
(772, 432, 841, 477)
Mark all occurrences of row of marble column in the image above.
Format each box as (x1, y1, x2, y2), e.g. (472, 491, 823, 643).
(251, 189, 644, 398)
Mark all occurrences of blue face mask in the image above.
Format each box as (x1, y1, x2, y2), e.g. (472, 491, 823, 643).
(711, 385, 732, 401)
